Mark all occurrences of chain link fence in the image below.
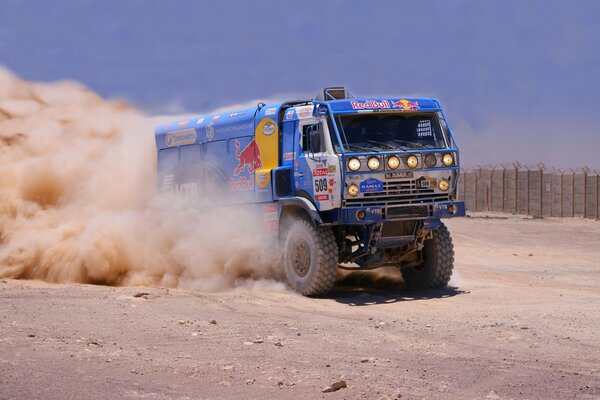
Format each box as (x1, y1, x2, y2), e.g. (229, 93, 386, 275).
(458, 163, 600, 219)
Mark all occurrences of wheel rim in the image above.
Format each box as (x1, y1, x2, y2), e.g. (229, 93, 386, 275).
(291, 238, 311, 277)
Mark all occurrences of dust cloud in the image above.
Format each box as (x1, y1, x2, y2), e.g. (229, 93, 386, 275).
(0, 67, 284, 291)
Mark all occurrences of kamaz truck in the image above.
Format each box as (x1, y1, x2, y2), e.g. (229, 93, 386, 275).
(155, 87, 465, 295)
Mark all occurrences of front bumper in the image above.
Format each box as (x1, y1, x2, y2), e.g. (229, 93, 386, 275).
(340, 200, 465, 224)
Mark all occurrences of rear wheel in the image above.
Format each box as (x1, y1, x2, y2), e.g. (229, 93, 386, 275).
(283, 218, 338, 295)
(402, 222, 454, 289)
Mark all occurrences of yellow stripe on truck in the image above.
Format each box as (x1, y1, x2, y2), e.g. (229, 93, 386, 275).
(254, 118, 278, 189)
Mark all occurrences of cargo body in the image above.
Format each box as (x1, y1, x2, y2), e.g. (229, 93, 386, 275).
(155, 88, 465, 295)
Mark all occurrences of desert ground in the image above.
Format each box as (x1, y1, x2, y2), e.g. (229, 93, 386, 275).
(1, 212, 600, 400)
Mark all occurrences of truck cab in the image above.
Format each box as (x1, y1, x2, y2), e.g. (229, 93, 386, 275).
(155, 87, 464, 295)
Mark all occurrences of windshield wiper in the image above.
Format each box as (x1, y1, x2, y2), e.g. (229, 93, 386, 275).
(391, 140, 428, 150)
(345, 144, 372, 153)
(366, 140, 396, 150)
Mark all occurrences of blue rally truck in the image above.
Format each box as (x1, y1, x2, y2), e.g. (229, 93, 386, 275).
(155, 87, 465, 295)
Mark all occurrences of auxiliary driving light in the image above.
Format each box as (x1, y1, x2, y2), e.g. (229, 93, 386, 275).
(424, 154, 437, 168)
(367, 157, 380, 170)
(406, 155, 418, 169)
(348, 184, 359, 197)
(387, 155, 400, 170)
(442, 153, 454, 167)
(348, 157, 361, 171)
(438, 179, 450, 191)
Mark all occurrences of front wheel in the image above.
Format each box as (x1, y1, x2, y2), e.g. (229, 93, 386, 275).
(282, 218, 338, 296)
(402, 222, 454, 289)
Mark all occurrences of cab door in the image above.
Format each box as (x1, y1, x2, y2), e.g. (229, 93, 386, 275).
(296, 120, 341, 211)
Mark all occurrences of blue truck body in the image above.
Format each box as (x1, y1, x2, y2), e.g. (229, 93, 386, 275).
(156, 88, 465, 294)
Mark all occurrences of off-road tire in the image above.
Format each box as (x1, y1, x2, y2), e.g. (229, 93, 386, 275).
(402, 222, 454, 289)
(283, 218, 338, 296)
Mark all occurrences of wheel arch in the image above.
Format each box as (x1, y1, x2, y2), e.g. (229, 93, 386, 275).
(279, 197, 323, 225)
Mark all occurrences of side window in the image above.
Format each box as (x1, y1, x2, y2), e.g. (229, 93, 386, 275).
(302, 123, 325, 153)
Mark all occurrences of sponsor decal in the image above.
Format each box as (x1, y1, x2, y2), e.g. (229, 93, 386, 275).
(161, 175, 199, 203)
(351, 100, 391, 110)
(316, 194, 329, 201)
(166, 128, 197, 147)
(263, 204, 278, 230)
(215, 122, 253, 135)
(346, 174, 366, 181)
(328, 165, 336, 174)
(285, 110, 294, 120)
(328, 178, 335, 187)
(177, 120, 189, 126)
(230, 111, 247, 117)
(295, 105, 314, 119)
(256, 171, 270, 189)
(206, 122, 215, 141)
(283, 152, 294, 161)
(262, 121, 276, 136)
(229, 176, 254, 191)
(392, 99, 419, 111)
(196, 117, 205, 125)
(385, 171, 413, 179)
(233, 139, 262, 176)
(359, 178, 384, 193)
(211, 115, 221, 121)
(265, 107, 277, 116)
(349, 99, 420, 111)
(312, 167, 328, 177)
(366, 207, 382, 215)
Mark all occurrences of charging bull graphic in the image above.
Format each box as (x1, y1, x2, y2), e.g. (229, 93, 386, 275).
(392, 99, 419, 111)
(234, 139, 262, 176)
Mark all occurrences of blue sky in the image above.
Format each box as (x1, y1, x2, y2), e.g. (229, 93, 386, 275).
(1, 0, 599, 168)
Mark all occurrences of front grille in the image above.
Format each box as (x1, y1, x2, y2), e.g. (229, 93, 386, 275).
(345, 178, 451, 207)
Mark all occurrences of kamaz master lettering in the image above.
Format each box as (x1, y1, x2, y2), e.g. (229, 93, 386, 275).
(155, 87, 465, 295)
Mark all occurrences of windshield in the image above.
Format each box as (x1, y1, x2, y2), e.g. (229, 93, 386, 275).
(332, 112, 447, 153)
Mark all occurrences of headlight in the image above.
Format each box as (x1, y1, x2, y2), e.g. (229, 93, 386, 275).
(424, 154, 437, 168)
(406, 155, 418, 169)
(348, 184, 359, 197)
(367, 157, 380, 170)
(442, 153, 454, 166)
(387, 155, 400, 170)
(438, 179, 450, 191)
(348, 158, 361, 171)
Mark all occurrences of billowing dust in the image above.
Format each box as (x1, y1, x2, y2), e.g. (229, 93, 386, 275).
(0, 67, 284, 291)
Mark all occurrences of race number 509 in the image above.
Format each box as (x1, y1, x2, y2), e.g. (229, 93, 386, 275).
(314, 178, 328, 193)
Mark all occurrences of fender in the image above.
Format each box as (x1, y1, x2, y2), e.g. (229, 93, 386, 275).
(278, 196, 323, 225)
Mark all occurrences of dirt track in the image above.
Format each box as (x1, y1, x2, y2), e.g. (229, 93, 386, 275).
(1, 213, 600, 400)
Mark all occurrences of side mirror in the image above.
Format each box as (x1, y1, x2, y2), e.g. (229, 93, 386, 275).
(308, 124, 322, 154)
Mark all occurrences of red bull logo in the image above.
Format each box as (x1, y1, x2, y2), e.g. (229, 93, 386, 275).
(351, 100, 390, 110)
(392, 99, 419, 111)
(234, 139, 262, 176)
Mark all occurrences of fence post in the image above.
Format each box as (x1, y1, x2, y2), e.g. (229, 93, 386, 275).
(571, 168, 576, 218)
(559, 170, 564, 218)
(465, 169, 468, 204)
(583, 166, 590, 219)
(538, 163, 544, 217)
(594, 171, 600, 221)
(514, 162, 520, 214)
(526, 166, 531, 216)
(550, 171, 554, 217)
(475, 166, 480, 211)
(500, 163, 508, 213)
